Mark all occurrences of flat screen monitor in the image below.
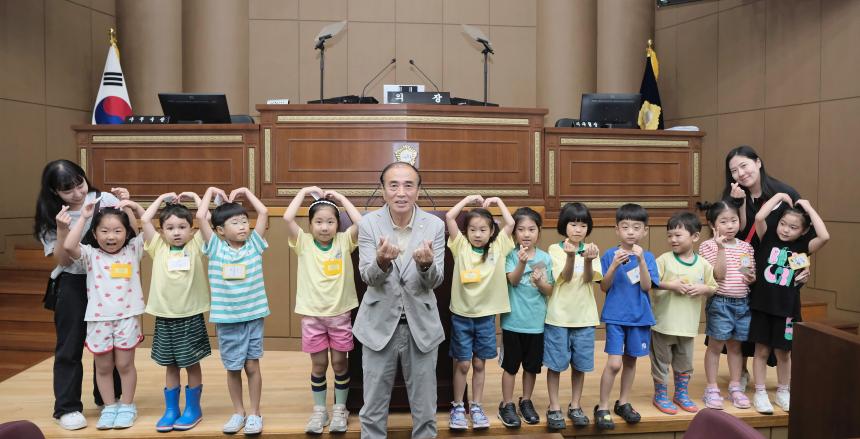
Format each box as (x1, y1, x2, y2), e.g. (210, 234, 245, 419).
(580, 93, 641, 128)
(158, 93, 231, 124)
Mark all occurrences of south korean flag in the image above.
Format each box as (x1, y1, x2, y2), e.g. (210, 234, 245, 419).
(92, 39, 132, 124)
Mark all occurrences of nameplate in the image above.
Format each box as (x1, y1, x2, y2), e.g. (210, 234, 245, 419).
(387, 91, 451, 105)
(125, 115, 171, 124)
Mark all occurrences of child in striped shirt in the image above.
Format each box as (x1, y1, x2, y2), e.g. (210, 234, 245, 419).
(699, 200, 756, 410)
(197, 186, 270, 435)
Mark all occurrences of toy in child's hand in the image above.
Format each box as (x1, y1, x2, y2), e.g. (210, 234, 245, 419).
(739, 253, 752, 274)
(788, 252, 810, 270)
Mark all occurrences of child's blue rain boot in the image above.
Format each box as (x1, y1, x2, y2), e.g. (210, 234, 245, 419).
(173, 385, 203, 431)
(156, 386, 181, 432)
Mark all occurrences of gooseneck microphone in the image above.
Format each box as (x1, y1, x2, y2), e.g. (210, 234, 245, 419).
(360, 58, 397, 100)
(408, 59, 440, 92)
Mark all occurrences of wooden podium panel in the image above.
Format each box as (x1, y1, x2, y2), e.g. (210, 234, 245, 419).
(543, 127, 705, 219)
(257, 104, 547, 206)
(73, 124, 260, 200)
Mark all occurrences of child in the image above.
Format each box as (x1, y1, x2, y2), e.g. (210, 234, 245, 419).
(650, 212, 718, 415)
(749, 194, 829, 414)
(446, 195, 515, 430)
(283, 186, 363, 434)
(197, 186, 270, 435)
(498, 207, 552, 429)
(699, 200, 756, 410)
(62, 202, 145, 430)
(543, 202, 602, 430)
(124, 192, 212, 432)
(595, 203, 659, 430)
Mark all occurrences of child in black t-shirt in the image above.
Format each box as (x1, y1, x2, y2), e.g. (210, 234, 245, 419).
(748, 193, 829, 415)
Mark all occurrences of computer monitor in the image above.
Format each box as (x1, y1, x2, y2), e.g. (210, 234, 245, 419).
(579, 93, 642, 128)
(158, 93, 231, 124)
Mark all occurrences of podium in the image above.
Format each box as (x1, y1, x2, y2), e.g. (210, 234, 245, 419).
(255, 104, 548, 208)
(73, 123, 260, 199)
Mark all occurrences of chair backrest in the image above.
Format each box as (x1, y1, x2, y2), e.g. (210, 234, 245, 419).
(683, 409, 764, 439)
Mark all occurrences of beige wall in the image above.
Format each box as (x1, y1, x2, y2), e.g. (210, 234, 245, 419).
(656, 0, 860, 325)
(0, 0, 116, 262)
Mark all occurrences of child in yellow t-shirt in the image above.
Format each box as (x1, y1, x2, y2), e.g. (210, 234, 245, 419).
(650, 212, 717, 415)
(445, 195, 515, 430)
(283, 186, 363, 434)
(544, 202, 602, 429)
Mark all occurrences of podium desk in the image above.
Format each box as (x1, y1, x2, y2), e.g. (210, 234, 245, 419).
(256, 104, 547, 207)
(543, 127, 705, 219)
(73, 123, 260, 200)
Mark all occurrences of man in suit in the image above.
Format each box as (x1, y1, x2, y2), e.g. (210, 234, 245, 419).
(353, 162, 446, 438)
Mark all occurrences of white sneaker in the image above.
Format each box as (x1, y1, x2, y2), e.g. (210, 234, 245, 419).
(329, 403, 349, 433)
(222, 413, 245, 434)
(774, 389, 790, 412)
(753, 391, 773, 414)
(55, 411, 87, 430)
(305, 405, 329, 434)
(244, 415, 263, 435)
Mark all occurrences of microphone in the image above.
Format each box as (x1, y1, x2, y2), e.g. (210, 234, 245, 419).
(360, 58, 396, 100)
(314, 34, 332, 50)
(477, 38, 494, 54)
(408, 59, 440, 92)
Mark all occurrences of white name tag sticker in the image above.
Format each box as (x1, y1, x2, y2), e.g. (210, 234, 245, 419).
(626, 266, 641, 284)
(222, 264, 247, 280)
(167, 256, 191, 272)
(574, 258, 585, 274)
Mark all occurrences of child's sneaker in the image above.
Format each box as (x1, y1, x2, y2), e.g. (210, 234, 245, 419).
(518, 398, 540, 424)
(774, 388, 790, 412)
(330, 404, 349, 433)
(653, 382, 679, 414)
(96, 404, 118, 430)
(753, 391, 774, 414)
(567, 405, 589, 427)
(546, 409, 566, 430)
(728, 385, 751, 409)
(469, 402, 490, 430)
(497, 402, 521, 428)
(449, 403, 468, 430)
(222, 413, 245, 434)
(305, 405, 329, 434)
(55, 411, 87, 430)
(113, 403, 138, 429)
(244, 415, 263, 435)
(703, 387, 724, 410)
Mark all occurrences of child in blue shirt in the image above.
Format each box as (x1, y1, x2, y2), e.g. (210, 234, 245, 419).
(595, 204, 659, 430)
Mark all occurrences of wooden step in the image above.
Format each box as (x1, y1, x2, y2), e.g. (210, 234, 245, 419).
(0, 268, 50, 295)
(0, 320, 55, 352)
(0, 349, 52, 381)
(801, 301, 828, 322)
(0, 293, 53, 322)
(0, 247, 55, 270)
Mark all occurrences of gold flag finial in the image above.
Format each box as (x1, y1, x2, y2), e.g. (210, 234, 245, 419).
(109, 28, 117, 46)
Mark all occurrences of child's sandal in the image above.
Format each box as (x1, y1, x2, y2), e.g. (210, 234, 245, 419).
(728, 386, 751, 409)
(703, 388, 724, 410)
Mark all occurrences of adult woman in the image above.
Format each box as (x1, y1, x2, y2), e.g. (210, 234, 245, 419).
(33, 160, 124, 430)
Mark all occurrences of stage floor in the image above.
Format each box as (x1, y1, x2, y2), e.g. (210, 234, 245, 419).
(0, 335, 787, 438)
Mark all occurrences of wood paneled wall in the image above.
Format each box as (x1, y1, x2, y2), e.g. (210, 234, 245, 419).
(656, 0, 860, 324)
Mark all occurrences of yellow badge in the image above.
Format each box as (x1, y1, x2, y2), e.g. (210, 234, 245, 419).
(323, 259, 343, 276)
(109, 263, 132, 279)
(460, 269, 481, 284)
(788, 252, 810, 270)
(222, 264, 247, 280)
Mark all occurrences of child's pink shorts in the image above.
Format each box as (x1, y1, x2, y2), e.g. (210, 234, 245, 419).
(301, 311, 354, 354)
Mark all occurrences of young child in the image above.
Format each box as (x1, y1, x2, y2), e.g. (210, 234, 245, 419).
(595, 203, 659, 430)
(121, 192, 212, 432)
(62, 202, 145, 430)
(543, 202, 602, 430)
(699, 200, 756, 410)
(749, 194, 829, 414)
(197, 186, 270, 435)
(498, 207, 552, 429)
(283, 186, 363, 434)
(446, 195, 515, 430)
(650, 212, 718, 415)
